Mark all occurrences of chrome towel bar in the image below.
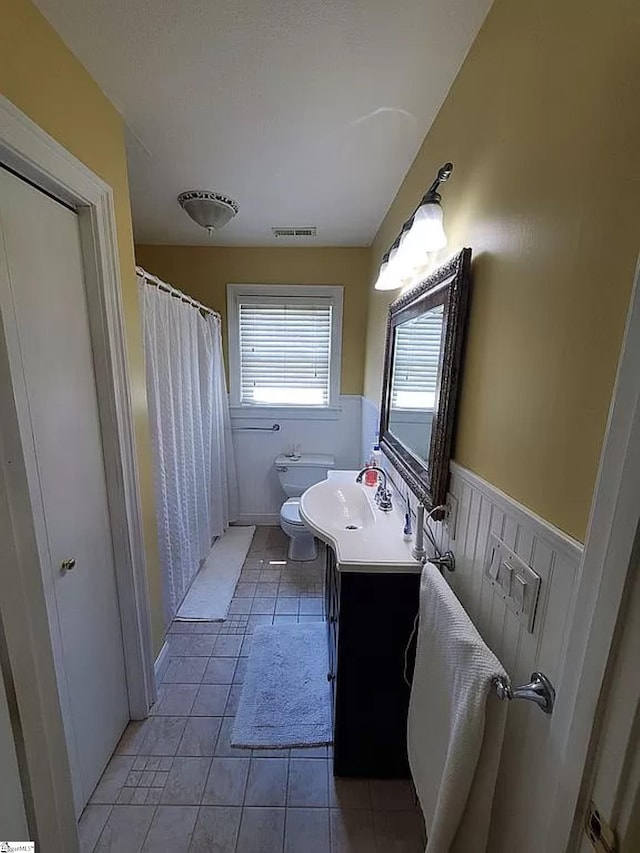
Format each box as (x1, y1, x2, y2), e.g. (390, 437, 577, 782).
(493, 671, 555, 714)
(231, 423, 281, 432)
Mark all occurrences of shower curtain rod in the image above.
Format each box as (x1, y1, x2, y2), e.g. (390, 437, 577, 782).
(136, 265, 220, 319)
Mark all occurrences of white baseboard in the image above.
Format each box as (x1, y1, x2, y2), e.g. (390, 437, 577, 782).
(154, 641, 170, 687)
(236, 514, 280, 526)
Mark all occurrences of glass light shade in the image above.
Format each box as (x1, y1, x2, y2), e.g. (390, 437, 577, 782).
(178, 191, 239, 234)
(397, 201, 447, 267)
(392, 235, 418, 287)
(373, 246, 402, 291)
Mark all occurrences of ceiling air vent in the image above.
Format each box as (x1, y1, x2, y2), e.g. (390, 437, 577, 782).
(271, 226, 317, 239)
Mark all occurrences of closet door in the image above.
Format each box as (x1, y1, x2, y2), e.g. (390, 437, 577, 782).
(0, 166, 129, 815)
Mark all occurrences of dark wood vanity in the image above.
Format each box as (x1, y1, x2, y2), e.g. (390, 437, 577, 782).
(325, 545, 420, 778)
(306, 250, 472, 779)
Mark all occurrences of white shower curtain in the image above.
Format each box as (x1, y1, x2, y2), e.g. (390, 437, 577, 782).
(138, 272, 238, 626)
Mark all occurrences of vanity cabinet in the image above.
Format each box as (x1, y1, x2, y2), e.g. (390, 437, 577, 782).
(325, 546, 420, 778)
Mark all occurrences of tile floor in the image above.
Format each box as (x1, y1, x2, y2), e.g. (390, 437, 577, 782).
(80, 526, 425, 852)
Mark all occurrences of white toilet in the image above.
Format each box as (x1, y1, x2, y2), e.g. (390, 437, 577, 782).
(275, 453, 335, 561)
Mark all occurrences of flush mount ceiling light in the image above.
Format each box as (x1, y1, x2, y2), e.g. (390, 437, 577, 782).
(374, 162, 453, 291)
(177, 190, 239, 235)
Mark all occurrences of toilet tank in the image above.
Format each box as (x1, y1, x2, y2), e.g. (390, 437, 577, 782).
(275, 453, 335, 497)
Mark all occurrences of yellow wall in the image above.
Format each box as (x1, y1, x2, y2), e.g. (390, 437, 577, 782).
(0, 0, 164, 654)
(135, 245, 371, 395)
(364, 0, 640, 541)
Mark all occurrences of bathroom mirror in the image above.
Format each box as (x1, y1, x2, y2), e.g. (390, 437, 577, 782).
(379, 248, 471, 509)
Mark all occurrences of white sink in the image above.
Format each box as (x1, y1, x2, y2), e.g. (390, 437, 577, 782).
(301, 481, 376, 532)
(299, 471, 421, 573)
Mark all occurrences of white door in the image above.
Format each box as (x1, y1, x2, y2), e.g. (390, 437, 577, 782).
(0, 166, 129, 816)
(576, 549, 640, 853)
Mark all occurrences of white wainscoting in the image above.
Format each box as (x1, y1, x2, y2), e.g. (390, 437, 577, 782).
(364, 393, 584, 850)
(361, 395, 379, 465)
(231, 395, 362, 524)
(385, 453, 584, 853)
(442, 462, 583, 853)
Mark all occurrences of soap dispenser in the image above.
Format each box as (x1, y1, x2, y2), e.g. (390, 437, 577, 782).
(364, 438, 382, 487)
(364, 451, 378, 486)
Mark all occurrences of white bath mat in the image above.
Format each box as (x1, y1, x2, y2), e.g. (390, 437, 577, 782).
(232, 623, 332, 749)
(176, 526, 255, 621)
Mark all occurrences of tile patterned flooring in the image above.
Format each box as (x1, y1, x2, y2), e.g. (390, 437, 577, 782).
(80, 526, 425, 852)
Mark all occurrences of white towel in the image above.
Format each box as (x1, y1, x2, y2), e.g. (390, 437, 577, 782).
(408, 565, 508, 853)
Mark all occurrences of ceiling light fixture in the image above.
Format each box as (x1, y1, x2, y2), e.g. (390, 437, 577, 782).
(374, 162, 453, 291)
(178, 190, 239, 234)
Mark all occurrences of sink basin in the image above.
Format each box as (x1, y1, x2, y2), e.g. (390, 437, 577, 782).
(299, 472, 421, 572)
(300, 481, 376, 533)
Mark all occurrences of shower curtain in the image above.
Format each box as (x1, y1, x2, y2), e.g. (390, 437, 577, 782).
(138, 272, 238, 626)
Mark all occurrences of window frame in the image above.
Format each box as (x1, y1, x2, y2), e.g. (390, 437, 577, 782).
(227, 283, 344, 420)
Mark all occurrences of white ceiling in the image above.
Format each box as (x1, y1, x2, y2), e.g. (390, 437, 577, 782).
(34, 0, 492, 246)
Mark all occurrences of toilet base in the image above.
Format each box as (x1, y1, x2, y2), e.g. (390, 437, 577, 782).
(280, 499, 318, 562)
(287, 532, 317, 562)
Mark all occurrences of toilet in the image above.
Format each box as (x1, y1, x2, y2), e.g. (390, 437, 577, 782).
(275, 453, 335, 561)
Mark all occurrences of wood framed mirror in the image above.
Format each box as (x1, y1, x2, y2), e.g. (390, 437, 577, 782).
(379, 248, 472, 509)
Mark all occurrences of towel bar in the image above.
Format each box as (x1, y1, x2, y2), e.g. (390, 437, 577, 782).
(231, 423, 281, 432)
(492, 671, 555, 714)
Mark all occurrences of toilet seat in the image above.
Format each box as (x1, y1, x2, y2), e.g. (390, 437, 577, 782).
(280, 498, 304, 526)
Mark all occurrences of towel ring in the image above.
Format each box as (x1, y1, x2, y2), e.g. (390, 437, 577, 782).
(492, 671, 555, 715)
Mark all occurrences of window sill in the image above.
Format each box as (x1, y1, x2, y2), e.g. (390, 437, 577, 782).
(229, 405, 342, 422)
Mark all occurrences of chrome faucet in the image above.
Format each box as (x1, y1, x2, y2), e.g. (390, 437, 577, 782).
(355, 466, 393, 512)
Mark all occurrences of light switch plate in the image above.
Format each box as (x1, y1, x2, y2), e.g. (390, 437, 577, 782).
(498, 561, 513, 594)
(483, 533, 541, 632)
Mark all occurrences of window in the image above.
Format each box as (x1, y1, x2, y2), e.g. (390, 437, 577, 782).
(227, 284, 343, 414)
(390, 305, 444, 410)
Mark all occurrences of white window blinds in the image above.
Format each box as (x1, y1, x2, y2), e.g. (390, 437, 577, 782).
(391, 305, 444, 410)
(238, 298, 333, 406)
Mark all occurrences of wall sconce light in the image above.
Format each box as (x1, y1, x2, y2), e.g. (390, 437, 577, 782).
(374, 162, 453, 291)
(372, 242, 399, 292)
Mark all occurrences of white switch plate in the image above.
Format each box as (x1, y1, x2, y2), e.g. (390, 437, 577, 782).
(483, 533, 541, 632)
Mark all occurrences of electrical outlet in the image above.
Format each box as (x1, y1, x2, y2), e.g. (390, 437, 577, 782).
(445, 493, 459, 540)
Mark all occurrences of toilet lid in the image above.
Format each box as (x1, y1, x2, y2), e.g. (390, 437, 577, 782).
(281, 499, 304, 526)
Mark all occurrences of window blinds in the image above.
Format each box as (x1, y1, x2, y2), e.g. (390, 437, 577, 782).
(238, 299, 333, 406)
(391, 306, 444, 409)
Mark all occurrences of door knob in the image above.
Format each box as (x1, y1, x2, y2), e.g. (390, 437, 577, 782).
(60, 558, 76, 571)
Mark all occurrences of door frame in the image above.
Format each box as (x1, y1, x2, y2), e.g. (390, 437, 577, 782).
(0, 95, 155, 848)
(543, 251, 640, 851)
(575, 536, 640, 852)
